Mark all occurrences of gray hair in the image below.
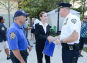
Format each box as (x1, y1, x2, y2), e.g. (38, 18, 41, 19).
(65, 7, 70, 10)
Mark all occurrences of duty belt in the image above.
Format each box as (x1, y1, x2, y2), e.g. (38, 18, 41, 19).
(61, 43, 79, 50)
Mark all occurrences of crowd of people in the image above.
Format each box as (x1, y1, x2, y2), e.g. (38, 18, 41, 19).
(0, 2, 87, 63)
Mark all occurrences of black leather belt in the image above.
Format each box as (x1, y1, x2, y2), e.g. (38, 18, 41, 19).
(10, 50, 29, 56)
(61, 43, 79, 50)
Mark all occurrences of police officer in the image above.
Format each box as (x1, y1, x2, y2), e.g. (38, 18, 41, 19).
(0, 16, 10, 60)
(7, 10, 30, 63)
(48, 3, 81, 63)
(57, 3, 81, 63)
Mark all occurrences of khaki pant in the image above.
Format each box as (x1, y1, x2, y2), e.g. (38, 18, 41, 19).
(0, 41, 9, 50)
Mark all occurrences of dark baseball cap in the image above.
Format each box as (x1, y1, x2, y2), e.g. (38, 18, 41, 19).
(14, 10, 30, 19)
(58, 3, 72, 8)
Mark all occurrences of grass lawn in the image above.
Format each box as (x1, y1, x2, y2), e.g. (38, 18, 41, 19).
(83, 47, 87, 52)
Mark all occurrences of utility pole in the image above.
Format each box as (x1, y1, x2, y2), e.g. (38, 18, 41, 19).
(8, 0, 10, 27)
(57, 0, 61, 34)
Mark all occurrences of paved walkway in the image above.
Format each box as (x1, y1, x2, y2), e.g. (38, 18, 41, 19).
(84, 44, 87, 47)
(0, 31, 87, 63)
(0, 43, 87, 63)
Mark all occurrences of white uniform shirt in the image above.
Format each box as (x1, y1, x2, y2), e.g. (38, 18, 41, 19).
(39, 21, 48, 34)
(60, 13, 81, 44)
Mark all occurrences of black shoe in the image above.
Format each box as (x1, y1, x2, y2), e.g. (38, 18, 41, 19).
(7, 56, 10, 60)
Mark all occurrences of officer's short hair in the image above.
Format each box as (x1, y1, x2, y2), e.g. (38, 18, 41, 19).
(0, 16, 3, 22)
(39, 11, 47, 17)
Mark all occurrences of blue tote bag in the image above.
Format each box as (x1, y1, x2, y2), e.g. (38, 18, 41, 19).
(42, 40, 55, 57)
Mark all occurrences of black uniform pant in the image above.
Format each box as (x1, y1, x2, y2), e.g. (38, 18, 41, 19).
(10, 50, 28, 63)
(62, 48, 79, 63)
(36, 46, 50, 63)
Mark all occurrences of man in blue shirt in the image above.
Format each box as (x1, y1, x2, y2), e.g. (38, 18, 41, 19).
(7, 10, 30, 63)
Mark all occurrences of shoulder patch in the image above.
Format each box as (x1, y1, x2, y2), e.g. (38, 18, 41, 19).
(9, 32, 16, 39)
(71, 19, 77, 24)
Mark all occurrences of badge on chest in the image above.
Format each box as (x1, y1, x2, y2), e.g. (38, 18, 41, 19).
(64, 18, 68, 25)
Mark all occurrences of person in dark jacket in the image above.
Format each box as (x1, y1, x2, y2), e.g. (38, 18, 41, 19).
(35, 11, 51, 63)
(0, 16, 10, 60)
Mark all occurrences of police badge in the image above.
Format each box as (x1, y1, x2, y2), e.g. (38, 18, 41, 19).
(64, 18, 68, 25)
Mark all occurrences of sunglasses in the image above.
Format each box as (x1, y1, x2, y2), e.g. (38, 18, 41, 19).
(84, 18, 87, 19)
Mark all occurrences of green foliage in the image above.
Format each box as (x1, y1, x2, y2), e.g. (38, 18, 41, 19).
(71, 0, 87, 19)
(19, 0, 73, 18)
(77, 0, 87, 16)
(83, 47, 87, 52)
(50, 29, 58, 37)
(19, 0, 71, 18)
(0, 0, 17, 11)
(19, 0, 68, 18)
(50, 26, 57, 37)
(53, 26, 57, 32)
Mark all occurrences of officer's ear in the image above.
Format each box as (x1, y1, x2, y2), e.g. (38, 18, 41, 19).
(14, 17, 19, 21)
(14, 17, 17, 21)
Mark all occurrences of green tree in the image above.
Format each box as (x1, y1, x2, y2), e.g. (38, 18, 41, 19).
(0, 0, 18, 27)
(76, 0, 87, 17)
(72, 0, 78, 7)
(19, 0, 71, 18)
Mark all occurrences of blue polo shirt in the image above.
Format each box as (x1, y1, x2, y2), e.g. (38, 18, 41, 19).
(7, 22, 28, 51)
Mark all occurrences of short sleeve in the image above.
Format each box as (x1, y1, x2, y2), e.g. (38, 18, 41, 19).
(7, 28, 19, 50)
(69, 17, 81, 33)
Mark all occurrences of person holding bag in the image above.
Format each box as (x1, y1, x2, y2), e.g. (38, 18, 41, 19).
(35, 11, 52, 63)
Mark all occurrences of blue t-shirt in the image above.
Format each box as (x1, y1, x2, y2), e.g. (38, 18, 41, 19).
(7, 22, 28, 51)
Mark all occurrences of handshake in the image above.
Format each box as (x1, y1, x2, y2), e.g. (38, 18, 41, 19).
(47, 36, 61, 44)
